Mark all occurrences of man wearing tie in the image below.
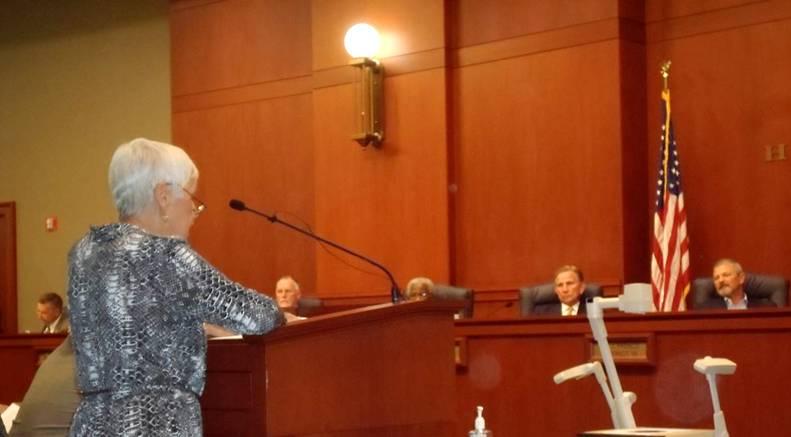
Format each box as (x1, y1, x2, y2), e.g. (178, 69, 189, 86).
(37, 292, 70, 334)
(533, 265, 588, 316)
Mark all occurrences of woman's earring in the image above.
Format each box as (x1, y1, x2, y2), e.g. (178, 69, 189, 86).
(161, 214, 169, 223)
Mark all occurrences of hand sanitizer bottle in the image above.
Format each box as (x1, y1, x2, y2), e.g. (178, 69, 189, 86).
(468, 405, 492, 437)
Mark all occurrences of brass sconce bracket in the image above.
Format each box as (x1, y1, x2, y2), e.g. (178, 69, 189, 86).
(349, 57, 384, 147)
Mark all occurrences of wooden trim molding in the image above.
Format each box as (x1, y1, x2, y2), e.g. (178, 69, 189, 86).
(646, 0, 791, 43)
(454, 17, 643, 68)
(172, 75, 313, 113)
(173, 48, 446, 112)
(170, 0, 224, 12)
(312, 48, 446, 90)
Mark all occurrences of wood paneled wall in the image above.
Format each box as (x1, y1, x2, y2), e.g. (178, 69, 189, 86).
(171, 0, 316, 296)
(311, 0, 450, 296)
(170, 0, 790, 305)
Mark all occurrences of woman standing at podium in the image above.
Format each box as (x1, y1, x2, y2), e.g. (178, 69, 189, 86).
(67, 138, 284, 436)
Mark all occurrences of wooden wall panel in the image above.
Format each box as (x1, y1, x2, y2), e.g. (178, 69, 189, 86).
(645, 0, 767, 22)
(453, 0, 621, 48)
(645, 0, 791, 42)
(170, 0, 312, 96)
(645, 7, 791, 282)
(312, 69, 450, 296)
(310, 0, 450, 297)
(171, 0, 316, 296)
(454, 17, 637, 68)
(619, 40, 650, 283)
(453, 41, 626, 289)
(172, 94, 316, 296)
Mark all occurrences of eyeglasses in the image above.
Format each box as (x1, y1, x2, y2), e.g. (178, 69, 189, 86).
(178, 186, 206, 216)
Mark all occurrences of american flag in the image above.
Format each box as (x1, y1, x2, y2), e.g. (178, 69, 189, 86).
(651, 89, 691, 312)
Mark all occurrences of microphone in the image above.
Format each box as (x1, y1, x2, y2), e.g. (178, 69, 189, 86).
(228, 199, 402, 303)
(229, 199, 246, 211)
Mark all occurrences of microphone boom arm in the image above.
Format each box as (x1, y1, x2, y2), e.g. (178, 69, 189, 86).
(229, 200, 402, 303)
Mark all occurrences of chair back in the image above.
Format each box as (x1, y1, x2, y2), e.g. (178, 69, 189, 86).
(519, 282, 603, 316)
(692, 274, 789, 309)
(432, 284, 474, 319)
(296, 296, 324, 317)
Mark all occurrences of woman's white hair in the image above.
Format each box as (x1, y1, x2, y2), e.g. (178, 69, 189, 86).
(109, 138, 199, 219)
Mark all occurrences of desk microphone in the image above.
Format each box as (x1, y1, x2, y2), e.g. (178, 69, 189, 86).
(228, 199, 402, 303)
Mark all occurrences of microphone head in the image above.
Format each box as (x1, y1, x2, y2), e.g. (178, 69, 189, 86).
(228, 199, 246, 211)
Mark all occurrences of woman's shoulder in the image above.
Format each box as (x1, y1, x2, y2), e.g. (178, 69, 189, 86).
(70, 223, 190, 258)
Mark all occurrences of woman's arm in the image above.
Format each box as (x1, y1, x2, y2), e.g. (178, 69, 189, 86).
(173, 244, 285, 334)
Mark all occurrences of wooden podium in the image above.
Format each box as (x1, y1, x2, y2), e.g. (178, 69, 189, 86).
(202, 300, 461, 436)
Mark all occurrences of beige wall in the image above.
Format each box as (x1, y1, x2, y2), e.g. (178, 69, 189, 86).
(0, 0, 171, 332)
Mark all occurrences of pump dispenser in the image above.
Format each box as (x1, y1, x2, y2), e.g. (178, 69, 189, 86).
(468, 405, 492, 437)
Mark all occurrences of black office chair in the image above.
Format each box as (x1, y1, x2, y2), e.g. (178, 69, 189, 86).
(519, 283, 603, 316)
(295, 296, 324, 317)
(431, 284, 474, 319)
(691, 274, 788, 309)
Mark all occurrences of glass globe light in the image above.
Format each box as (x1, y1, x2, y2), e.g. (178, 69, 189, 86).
(344, 23, 381, 58)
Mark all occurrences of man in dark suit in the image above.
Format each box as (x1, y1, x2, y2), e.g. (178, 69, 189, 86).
(533, 265, 587, 316)
(700, 258, 777, 310)
(37, 293, 69, 334)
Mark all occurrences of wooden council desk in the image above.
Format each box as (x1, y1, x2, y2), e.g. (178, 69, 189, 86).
(453, 308, 791, 436)
(2, 308, 790, 436)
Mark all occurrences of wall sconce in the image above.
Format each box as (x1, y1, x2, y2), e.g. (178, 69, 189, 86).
(344, 23, 384, 147)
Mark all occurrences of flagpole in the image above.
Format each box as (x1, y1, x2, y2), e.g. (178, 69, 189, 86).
(658, 60, 672, 310)
(660, 61, 672, 252)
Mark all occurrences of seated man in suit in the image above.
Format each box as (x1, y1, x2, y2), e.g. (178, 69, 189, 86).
(8, 337, 79, 436)
(702, 258, 776, 310)
(275, 276, 307, 323)
(534, 265, 587, 316)
(36, 292, 69, 334)
(404, 277, 434, 302)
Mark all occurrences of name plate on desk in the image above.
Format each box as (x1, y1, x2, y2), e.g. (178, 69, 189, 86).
(587, 333, 655, 366)
(580, 427, 712, 436)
